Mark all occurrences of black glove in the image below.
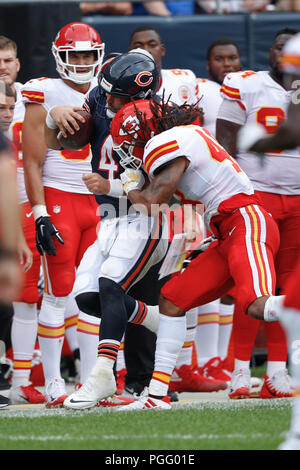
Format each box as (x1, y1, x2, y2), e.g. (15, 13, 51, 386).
(35, 216, 64, 256)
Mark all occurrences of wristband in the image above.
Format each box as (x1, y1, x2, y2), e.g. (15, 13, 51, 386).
(45, 107, 58, 130)
(32, 204, 50, 221)
(107, 179, 124, 197)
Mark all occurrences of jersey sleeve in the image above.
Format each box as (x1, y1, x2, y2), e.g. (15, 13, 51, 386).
(143, 130, 182, 178)
(21, 78, 50, 110)
(220, 70, 257, 112)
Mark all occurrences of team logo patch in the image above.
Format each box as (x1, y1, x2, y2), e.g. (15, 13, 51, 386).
(178, 85, 191, 102)
(120, 115, 140, 136)
(53, 205, 61, 214)
(134, 71, 153, 87)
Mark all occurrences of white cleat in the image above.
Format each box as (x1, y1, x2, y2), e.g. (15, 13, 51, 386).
(116, 392, 171, 412)
(278, 434, 300, 450)
(64, 365, 116, 410)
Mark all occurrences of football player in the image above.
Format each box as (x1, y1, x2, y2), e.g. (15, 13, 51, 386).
(216, 27, 299, 400)
(0, 36, 46, 405)
(127, 26, 228, 394)
(98, 98, 284, 410)
(0, 82, 24, 407)
(238, 32, 300, 450)
(45, 50, 169, 409)
(22, 22, 105, 407)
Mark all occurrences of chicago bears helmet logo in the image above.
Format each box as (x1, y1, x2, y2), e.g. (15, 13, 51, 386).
(134, 71, 153, 87)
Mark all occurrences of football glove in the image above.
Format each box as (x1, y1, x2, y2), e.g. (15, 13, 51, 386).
(237, 122, 266, 153)
(181, 236, 215, 271)
(120, 169, 145, 194)
(35, 216, 64, 256)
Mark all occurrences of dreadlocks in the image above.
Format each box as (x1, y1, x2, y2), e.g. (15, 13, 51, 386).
(121, 97, 204, 149)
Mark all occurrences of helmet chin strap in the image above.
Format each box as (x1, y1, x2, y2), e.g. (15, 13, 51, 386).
(106, 107, 116, 119)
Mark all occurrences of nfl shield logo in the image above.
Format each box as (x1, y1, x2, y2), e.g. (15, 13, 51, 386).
(53, 205, 61, 214)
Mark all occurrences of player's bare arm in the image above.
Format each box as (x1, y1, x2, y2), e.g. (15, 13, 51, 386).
(126, 157, 188, 214)
(216, 118, 241, 157)
(22, 103, 47, 207)
(82, 172, 111, 194)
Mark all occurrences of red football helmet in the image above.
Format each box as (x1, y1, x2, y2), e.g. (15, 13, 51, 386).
(52, 22, 105, 84)
(111, 99, 159, 169)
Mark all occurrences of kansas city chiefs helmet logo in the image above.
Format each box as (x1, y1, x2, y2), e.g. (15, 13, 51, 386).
(134, 71, 153, 87)
(120, 115, 140, 137)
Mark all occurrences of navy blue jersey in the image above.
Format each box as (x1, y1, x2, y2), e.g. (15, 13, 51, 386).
(84, 85, 131, 218)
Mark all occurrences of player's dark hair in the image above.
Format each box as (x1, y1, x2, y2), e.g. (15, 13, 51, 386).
(206, 38, 241, 61)
(129, 25, 162, 44)
(273, 27, 299, 41)
(123, 97, 203, 148)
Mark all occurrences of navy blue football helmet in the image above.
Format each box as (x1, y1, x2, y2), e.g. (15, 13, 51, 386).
(99, 49, 159, 99)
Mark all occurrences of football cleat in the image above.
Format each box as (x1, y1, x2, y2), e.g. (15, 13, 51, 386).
(278, 433, 300, 450)
(169, 364, 227, 393)
(9, 384, 45, 404)
(116, 368, 127, 396)
(200, 357, 232, 383)
(97, 395, 134, 407)
(0, 394, 9, 408)
(116, 392, 171, 412)
(45, 378, 68, 408)
(63, 364, 116, 410)
(229, 368, 251, 399)
(260, 369, 292, 399)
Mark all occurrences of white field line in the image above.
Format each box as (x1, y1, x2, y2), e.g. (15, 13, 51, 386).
(0, 432, 277, 442)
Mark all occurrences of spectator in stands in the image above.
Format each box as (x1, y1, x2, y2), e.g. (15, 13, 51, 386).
(80, 2, 133, 15)
(197, 0, 275, 13)
(80, 1, 196, 16)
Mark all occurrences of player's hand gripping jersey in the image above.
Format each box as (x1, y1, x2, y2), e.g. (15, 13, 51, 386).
(143, 124, 255, 230)
(220, 70, 300, 195)
(21, 77, 97, 194)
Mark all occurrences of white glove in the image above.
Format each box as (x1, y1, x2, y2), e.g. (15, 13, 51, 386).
(120, 169, 145, 194)
(237, 122, 266, 152)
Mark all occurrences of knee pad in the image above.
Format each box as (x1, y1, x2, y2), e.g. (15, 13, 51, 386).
(75, 292, 101, 318)
(100, 257, 128, 282)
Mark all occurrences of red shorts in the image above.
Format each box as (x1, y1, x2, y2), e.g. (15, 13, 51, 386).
(15, 201, 41, 304)
(255, 191, 300, 291)
(42, 187, 100, 297)
(161, 204, 279, 314)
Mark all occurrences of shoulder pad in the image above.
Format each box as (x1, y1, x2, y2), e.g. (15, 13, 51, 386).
(221, 70, 258, 101)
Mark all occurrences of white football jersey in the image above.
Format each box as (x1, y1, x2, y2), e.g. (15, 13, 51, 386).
(158, 69, 199, 106)
(143, 125, 254, 228)
(220, 70, 300, 195)
(196, 78, 221, 136)
(5, 82, 27, 204)
(21, 77, 97, 194)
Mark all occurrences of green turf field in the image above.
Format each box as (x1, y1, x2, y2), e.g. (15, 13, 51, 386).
(0, 397, 291, 451)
